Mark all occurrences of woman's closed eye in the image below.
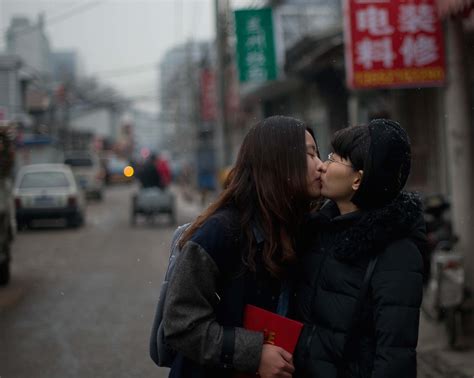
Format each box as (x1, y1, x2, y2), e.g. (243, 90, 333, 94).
(307, 145, 318, 158)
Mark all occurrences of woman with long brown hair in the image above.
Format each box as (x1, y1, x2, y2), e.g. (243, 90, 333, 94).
(162, 115, 323, 378)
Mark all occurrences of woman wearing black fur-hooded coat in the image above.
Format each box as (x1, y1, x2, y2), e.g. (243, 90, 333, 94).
(293, 119, 426, 378)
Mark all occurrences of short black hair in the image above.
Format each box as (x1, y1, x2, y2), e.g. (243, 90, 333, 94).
(331, 125, 370, 171)
(332, 119, 411, 209)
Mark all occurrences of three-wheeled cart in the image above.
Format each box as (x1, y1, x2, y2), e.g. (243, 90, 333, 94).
(131, 187, 176, 226)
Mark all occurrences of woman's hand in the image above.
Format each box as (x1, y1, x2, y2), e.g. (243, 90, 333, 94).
(258, 344, 295, 378)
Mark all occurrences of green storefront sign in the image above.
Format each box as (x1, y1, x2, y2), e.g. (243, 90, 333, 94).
(234, 8, 277, 83)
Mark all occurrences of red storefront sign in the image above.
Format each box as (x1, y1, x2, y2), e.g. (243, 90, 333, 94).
(200, 69, 217, 122)
(344, 0, 445, 89)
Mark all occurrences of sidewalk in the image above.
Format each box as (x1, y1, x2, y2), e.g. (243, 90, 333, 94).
(418, 311, 474, 377)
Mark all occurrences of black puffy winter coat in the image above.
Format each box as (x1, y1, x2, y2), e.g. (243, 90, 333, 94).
(293, 192, 426, 378)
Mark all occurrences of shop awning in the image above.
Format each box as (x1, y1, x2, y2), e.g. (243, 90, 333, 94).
(285, 31, 344, 77)
(437, 0, 474, 18)
(239, 77, 304, 105)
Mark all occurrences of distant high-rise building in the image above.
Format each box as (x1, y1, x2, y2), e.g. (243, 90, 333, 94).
(5, 14, 53, 77)
(158, 41, 217, 189)
(130, 109, 159, 157)
(52, 50, 84, 83)
(158, 41, 212, 156)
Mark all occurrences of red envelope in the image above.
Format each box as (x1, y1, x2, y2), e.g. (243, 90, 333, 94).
(234, 305, 304, 377)
(243, 304, 303, 353)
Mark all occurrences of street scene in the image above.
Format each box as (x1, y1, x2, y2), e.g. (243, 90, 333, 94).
(1, 0, 474, 377)
(0, 184, 202, 377)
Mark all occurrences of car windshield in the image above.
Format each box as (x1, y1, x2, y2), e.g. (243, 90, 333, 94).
(20, 172, 71, 188)
(64, 158, 93, 167)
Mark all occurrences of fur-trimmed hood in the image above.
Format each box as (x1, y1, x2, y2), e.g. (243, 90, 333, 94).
(313, 191, 426, 261)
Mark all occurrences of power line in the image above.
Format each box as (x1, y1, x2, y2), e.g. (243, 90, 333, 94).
(46, 0, 105, 25)
(44, 1, 96, 24)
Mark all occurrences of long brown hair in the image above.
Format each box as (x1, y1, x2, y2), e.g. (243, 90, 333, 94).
(179, 116, 316, 277)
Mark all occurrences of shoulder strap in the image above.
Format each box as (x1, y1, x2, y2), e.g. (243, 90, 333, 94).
(149, 223, 190, 366)
(216, 219, 263, 368)
(220, 327, 235, 369)
(170, 223, 190, 255)
(342, 255, 378, 361)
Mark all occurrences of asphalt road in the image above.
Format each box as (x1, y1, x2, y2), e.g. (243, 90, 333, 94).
(0, 184, 200, 378)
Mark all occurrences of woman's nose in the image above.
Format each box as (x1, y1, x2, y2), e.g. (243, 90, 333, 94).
(319, 161, 328, 173)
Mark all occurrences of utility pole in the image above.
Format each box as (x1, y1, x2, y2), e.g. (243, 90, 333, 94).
(444, 16, 473, 288)
(185, 40, 197, 165)
(215, 0, 232, 169)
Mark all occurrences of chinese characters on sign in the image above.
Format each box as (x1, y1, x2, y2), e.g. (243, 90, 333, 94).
(234, 8, 277, 83)
(344, 0, 445, 89)
(200, 69, 217, 122)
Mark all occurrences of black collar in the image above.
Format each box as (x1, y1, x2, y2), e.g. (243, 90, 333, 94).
(310, 192, 425, 261)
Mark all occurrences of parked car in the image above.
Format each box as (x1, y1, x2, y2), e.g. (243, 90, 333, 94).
(64, 152, 105, 200)
(14, 164, 86, 229)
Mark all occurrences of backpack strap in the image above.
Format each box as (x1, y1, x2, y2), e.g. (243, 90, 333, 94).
(342, 255, 378, 363)
(149, 223, 190, 367)
(217, 219, 264, 369)
(220, 327, 235, 369)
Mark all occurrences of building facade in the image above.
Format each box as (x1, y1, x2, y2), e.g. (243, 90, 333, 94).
(0, 54, 23, 123)
(6, 15, 52, 78)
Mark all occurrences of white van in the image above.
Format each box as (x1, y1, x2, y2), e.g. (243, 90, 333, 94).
(64, 152, 105, 200)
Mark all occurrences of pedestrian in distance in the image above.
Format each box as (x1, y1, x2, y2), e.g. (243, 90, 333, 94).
(162, 115, 323, 378)
(155, 152, 172, 187)
(140, 153, 163, 189)
(293, 119, 426, 378)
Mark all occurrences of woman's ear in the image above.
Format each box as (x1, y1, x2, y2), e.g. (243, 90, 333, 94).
(352, 170, 364, 191)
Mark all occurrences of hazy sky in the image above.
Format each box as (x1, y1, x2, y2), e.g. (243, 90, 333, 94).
(0, 0, 218, 113)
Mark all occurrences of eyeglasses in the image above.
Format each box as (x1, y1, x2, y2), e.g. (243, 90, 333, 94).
(327, 152, 353, 168)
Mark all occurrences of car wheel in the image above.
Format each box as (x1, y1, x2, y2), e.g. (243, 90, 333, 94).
(67, 216, 76, 228)
(168, 209, 176, 226)
(68, 213, 84, 228)
(168, 203, 177, 226)
(169, 197, 177, 226)
(0, 249, 11, 286)
(78, 213, 85, 227)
